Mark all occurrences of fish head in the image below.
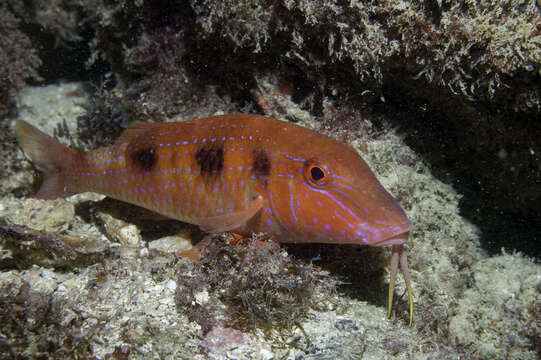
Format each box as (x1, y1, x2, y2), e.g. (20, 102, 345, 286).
(267, 135, 412, 246)
(260, 122, 415, 325)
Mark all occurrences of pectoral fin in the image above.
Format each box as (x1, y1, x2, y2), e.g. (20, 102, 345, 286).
(197, 195, 264, 233)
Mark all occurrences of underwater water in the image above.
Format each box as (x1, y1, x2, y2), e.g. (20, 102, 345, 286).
(0, 1, 539, 359)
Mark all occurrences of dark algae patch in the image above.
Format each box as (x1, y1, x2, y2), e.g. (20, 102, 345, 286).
(175, 236, 337, 336)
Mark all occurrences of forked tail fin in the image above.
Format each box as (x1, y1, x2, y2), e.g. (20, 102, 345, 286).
(13, 120, 78, 199)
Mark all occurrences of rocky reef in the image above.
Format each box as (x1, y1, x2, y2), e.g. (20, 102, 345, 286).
(0, 1, 540, 359)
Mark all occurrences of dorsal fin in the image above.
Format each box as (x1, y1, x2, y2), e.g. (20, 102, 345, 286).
(114, 122, 158, 145)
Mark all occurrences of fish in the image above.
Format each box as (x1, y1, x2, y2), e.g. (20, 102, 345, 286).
(14, 114, 414, 325)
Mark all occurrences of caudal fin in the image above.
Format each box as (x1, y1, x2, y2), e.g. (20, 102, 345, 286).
(13, 120, 78, 199)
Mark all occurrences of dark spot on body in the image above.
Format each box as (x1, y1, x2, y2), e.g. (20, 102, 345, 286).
(196, 146, 224, 173)
(129, 147, 157, 171)
(253, 149, 271, 176)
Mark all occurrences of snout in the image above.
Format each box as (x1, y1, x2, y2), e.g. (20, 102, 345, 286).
(370, 220, 413, 247)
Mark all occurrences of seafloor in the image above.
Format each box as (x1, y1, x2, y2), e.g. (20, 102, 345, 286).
(0, 83, 539, 359)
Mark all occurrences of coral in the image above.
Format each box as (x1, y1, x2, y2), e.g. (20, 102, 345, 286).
(0, 8, 41, 119)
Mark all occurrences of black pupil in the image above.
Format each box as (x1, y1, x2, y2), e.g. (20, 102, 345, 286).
(310, 166, 325, 181)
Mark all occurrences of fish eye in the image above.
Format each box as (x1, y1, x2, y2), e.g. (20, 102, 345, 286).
(310, 166, 324, 181)
(304, 160, 330, 186)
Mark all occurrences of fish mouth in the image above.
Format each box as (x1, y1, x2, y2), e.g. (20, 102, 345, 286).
(371, 220, 413, 247)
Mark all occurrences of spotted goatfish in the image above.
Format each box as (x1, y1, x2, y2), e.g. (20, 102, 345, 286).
(14, 114, 414, 324)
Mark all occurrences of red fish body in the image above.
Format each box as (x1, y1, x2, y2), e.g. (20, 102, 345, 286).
(14, 114, 414, 324)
